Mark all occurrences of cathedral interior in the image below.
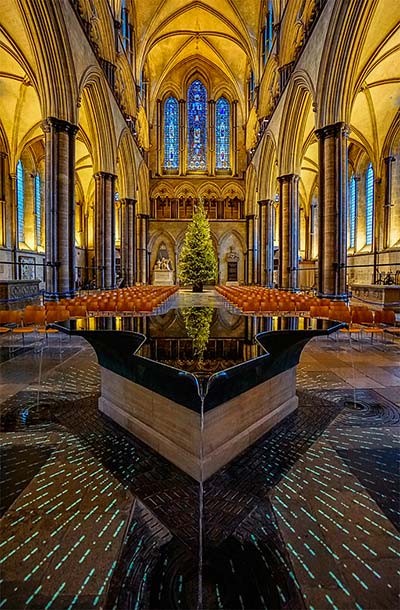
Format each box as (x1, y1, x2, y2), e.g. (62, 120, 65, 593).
(0, 1, 400, 609)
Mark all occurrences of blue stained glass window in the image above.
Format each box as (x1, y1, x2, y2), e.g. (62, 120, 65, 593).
(187, 79, 207, 171)
(349, 175, 356, 248)
(262, 0, 274, 64)
(216, 97, 230, 170)
(35, 174, 41, 247)
(366, 163, 374, 245)
(164, 97, 179, 170)
(16, 160, 24, 243)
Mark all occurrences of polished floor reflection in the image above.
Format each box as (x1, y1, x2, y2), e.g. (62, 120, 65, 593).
(1, 290, 399, 609)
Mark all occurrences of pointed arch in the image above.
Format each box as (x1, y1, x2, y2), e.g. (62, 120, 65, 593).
(16, 0, 77, 123)
(187, 78, 208, 171)
(257, 132, 277, 201)
(216, 97, 231, 170)
(163, 96, 179, 170)
(117, 128, 137, 199)
(137, 161, 150, 214)
(78, 67, 117, 174)
(278, 72, 315, 175)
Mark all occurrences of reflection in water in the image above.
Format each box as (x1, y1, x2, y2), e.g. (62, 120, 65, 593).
(182, 307, 213, 362)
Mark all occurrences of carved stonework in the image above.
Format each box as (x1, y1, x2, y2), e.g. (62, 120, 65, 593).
(0, 280, 40, 310)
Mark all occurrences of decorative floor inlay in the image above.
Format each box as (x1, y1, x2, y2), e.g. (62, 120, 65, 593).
(1, 306, 399, 609)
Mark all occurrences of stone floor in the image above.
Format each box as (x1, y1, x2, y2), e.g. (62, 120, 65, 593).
(0, 290, 399, 609)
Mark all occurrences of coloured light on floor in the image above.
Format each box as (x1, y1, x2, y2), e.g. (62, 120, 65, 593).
(1, 334, 399, 609)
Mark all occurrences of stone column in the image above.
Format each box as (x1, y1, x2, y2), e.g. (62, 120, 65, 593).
(278, 174, 299, 289)
(0, 153, 8, 249)
(315, 122, 349, 298)
(217, 198, 224, 219)
(265, 199, 275, 287)
(156, 99, 162, 176)
(126, 198, 136, 285)
(232, 100, 238, 176)
(94, 172, 116, 289)
(246, 214, 256, 284)
(136, 213, 149, 284)
(258, 200, 267, 285)
(171, 197, 178, 219)
(383, 156, 395, 250)
(258, 199, 275, 286)
(179, 99, 186, 175)
(208, 99, 216, 175)
(42, 117, 78, 299)
(9, 171, 17, 271)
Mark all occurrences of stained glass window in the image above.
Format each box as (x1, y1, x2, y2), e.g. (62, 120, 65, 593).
(349, 175, 356, 248)
(35, 174, 41, 247)
(366, 163, 374, 245)
(187, 79, 207, 171)
(164, 97, 179, 170)
(16, 160, 24, 243)
(216, 97, 230, 170)
(262, 0, 274, 64)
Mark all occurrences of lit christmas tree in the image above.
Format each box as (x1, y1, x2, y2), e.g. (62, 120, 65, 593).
(178, 199, 218, 292)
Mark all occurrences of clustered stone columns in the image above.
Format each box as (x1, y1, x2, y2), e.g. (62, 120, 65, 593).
(246, 214, 257, 284)
(258, 199, 275, 286)
(316, 122, 349, 298)
(232, 100, 238, 176)
(278, 174, 299, 290)
(120, 198, 136, 285)
(208, 99, 216, 176)
(136, 213, 149, 284)
(94, 172, 117, 289)
(179, 99, 186, 175)
(156, 100, 162, 176)
(383, 155, 395, 250)
(42, 117, 78, 299)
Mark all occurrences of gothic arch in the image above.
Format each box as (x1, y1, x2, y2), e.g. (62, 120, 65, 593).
(245, 163, 257, 215)
(278, 72, 315, 175)
(137, 161, 150, 214)
(117, 129, 137, 199)
(317, 0, 375, 127)
(16, 0, 77, 123)
(175, 183, 197, 200)
(78, 67, 117, 174)
(219, 228, 246, 252)
(221, 182, 245, 200)
(151, 182, 175, 200)
(198, 183, 221, 199)
(257, 132, 277, 201)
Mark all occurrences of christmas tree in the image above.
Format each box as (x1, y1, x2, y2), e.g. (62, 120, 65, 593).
(178, 199, 218, 291)
(182, 306, 213, 362)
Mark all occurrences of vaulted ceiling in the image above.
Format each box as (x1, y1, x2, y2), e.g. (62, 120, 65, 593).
(134, 0, 261, 105)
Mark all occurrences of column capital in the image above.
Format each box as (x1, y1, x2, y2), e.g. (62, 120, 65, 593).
(258, 199, 274, 207)
(315, 122, 350, 140)
(384, 155, 395, 165)
(124, 198, 137, 206)
(94, 171, 117, 181)
(277, 173, 300, 184)
(42, 117, 78, 136)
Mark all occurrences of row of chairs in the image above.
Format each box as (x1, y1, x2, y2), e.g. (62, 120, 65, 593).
(57, 285, 178, 315)
(216, 285, 399, 345)
(217, 286, 339, 314)
(0, 286, 178, 342)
